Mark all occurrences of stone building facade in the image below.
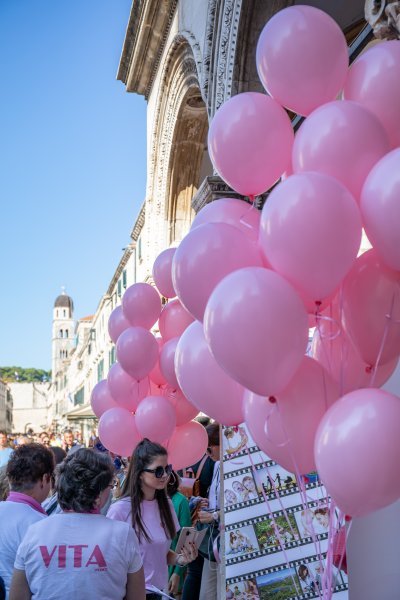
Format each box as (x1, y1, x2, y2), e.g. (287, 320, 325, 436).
(0, 379, 13, 432)
(9, 382, 48, 434)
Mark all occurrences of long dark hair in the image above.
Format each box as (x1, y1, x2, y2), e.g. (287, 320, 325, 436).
(119, 439, 176, 542)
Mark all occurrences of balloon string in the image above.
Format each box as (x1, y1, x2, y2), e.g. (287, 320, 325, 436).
(264, 399, 291, 448)
(369, 287, 400, 387)
(239, 196, 259, 231)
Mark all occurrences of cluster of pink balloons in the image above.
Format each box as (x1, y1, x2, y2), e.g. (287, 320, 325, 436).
(202, 5, 400, 519)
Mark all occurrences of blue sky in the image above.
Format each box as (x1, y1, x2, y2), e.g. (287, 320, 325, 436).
(0, 0, 147, 370)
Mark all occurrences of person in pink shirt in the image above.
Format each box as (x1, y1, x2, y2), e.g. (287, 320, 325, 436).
(107, 439, 198, 599)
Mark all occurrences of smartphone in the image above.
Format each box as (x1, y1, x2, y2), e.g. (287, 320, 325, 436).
(175, 527, 207, 554)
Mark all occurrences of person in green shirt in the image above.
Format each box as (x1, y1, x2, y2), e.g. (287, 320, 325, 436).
(167, 471, 192, 598)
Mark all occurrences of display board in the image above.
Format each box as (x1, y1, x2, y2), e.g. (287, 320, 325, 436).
(223, 424, 349, 600)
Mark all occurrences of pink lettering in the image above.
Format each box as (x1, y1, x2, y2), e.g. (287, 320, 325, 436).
(39, 546, 57, 568)
(85, 545, 107, 568)
(68, 545, 88, 568)
(58, 545, 66, 568)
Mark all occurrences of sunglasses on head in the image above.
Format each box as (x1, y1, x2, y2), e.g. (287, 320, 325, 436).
(143, 464, 173, 479)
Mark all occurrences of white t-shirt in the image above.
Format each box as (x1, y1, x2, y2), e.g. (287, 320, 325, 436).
(14, 513, 142, 600)
(107, 496, 180, 591)
(0, 501, 46, 598)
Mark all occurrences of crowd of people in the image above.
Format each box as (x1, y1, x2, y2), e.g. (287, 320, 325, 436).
(0, 419, 221, 600)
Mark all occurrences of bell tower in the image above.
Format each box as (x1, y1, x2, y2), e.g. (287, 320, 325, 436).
(52, 288, 75, 382)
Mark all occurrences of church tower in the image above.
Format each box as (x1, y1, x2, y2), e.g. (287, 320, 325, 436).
(52, 289, 75, 383)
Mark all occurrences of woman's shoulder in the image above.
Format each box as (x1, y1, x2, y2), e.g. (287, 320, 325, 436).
(107, 496, 131, 520)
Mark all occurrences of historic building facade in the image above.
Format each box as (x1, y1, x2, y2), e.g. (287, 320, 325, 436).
(0, 379, 13, 432)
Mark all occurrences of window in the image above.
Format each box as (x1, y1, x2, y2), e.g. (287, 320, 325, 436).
(90, 329, 96, 341)
(63, 310, 66, 317)
(65, 330, 69, 338)
(138, 237, 142, 261)
(59, 350, 63, 359)
(59, 329, 63, 338)
(74, 387, 84, 406)
(97, 359, 104, 382)
(117, 280, 122, 297)
(122, 269, 127, 289)
(109, 346, 116, 366)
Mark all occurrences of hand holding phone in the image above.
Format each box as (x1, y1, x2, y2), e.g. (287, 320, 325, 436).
(175, 527, 207, 554)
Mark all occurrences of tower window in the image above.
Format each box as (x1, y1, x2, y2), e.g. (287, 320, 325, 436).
(63, 310, 66, 317)
(65, 330, 69, 338)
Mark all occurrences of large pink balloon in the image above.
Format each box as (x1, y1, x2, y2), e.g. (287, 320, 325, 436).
(122, 283, 161, 330)
(167, 421, 209, 471)
(342, 250, 400, 366)
(344, 40, 400, 148)
(158, 299, 194, 342)
(208, 92, 294, 196)
(149, 337, 167, 387)
(191, 198, 261, 242)
(153, 248, 176, 298)
(135, 395, 176, 444)
(243, 357, 339, 474)
(292, 100, 390, 200)
(165, 387, 199, 426)
(312, 325, 399, 394)
(90, 380, 118, 418)
(98, 407, 141, 457)
(116, 327, 159, 380)
(360, 149, 400, 271)
(172, 222, 263, 321)
(315, 388, 400, 517)
(107, 363, 149, 412)
(259, 172, 361, 303)
(256, 5, 348, 116)
(175, 321, 244, 426)
(204, 267, 308, 396)
(159, 337, 179, 390)
(108, 306, 131, 344)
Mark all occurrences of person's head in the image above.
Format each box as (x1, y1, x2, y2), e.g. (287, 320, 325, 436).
(6, 443, 54, 503)
(166, 470, 180, 498)
(225, 489, 237, 503)
(0, 431, 8, 448)
(232, 481, 244, 493)
(120, 439, 176, 542)
(314, 507, 329, 527)
(298, 564, 309, 581)
(56, 448, 114, 513)
(0, 465, 9, 501)
(16, 436, 30, 446)
(63, 429, 74, 446)
(40, 432, 50, 446)
(242, 475, 256, 491)
(206, 422, 220, 461)
(50, 446, 67, 466)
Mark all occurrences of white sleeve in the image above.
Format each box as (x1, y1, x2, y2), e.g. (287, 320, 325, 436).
(14, 538, 28, 571)
(126, 526, 143, 573)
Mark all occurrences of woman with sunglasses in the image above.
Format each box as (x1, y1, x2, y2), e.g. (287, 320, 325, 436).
(107, 439, 197, 599)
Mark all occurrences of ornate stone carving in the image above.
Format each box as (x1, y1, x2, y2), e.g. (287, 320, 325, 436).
(365, 0, 400, 39)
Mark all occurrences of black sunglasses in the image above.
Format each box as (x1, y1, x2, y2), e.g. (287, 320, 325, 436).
(143, 464, 173, 479)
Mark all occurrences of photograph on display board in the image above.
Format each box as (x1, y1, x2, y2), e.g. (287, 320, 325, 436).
(226, 524, 260, 557)
(254, 465, 297, 496)
(256, 568, 300, 600)
(225, 471, 259, 505)
(254, 514, 301, 550)
(295, 506, 331, 538)
(223, 425, 250, 456)
(296, 559, 342, 595)
(226, 578, 260, 599)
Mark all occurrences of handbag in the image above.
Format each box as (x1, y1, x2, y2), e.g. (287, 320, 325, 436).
(179, 455, 208, 499)
(196, 519, 220, 563)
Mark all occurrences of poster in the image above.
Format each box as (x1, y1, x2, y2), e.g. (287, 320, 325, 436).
(223, 424, 348, 600)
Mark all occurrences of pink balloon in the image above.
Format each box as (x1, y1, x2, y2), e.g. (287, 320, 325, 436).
(175, 321, 244, 426)
(204, 267, 308, 396)
(259, 172, 362, 303)
(360, 148, 400, 271)
(342, 250, 400, 366)
(243, 357, 339, 474)
(315, 388, 400, 517)
(90, 380, 118, 418)
(257, 5, 348, 116)
(167, 421, 209, 471)
(153, 248, 176, 298)
(149, 337, 167, 387)
(292, 100, 390, 200)
(135, 395, 176, 444)
(108, 305, 131, 344)
(116, 327, 159, 380)
(159, 337, 179, 390)
(312, 324, 399, 394)
(172, 222, 263, 321)
(191, 198, 261, 242)
(98, 408, 141, 457)
(107, 363, 149, 412)
(208, 92, 294, 196)
(165, 387, 199, 426)
(158, 299, 194, 342)
(122, 283, 161, 330)
(344, 40, 400, 148)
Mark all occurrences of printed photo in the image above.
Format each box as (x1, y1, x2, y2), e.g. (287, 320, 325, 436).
(254, 465, 297, 496)
(226, 525, 260, 558)
(224, 472, 259, 506)
(297, 559, 342, 594)
(254, 514, 300, 550)
(223, 426, 249, 456)
(256, 568, 301, 600)
(226, 579, 260, 600)
(295, 506, 331, 538)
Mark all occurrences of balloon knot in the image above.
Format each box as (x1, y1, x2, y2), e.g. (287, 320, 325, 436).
(268, 396, 277, 404)
(365, 365, 373, 374)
